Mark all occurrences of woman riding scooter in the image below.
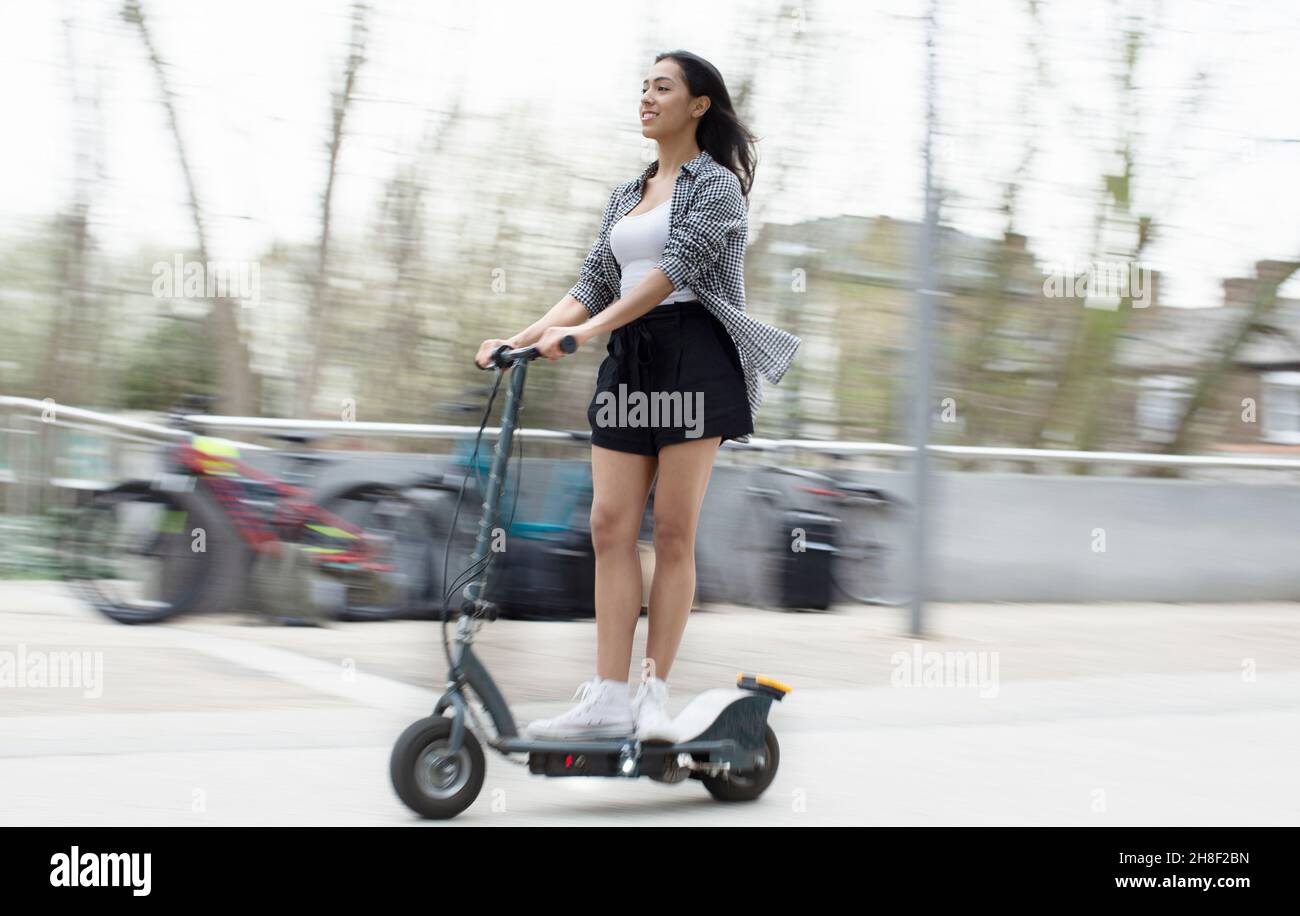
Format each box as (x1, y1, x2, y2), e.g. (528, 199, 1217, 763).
(474, 50, 800, 742)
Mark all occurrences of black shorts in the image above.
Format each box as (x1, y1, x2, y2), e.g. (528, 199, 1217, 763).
(587, 299, 753, 456)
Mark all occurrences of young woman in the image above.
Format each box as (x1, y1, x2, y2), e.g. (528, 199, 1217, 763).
(474, 50, 800, 742)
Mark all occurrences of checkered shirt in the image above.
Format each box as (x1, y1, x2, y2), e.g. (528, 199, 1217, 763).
(568, 148, 801, 443)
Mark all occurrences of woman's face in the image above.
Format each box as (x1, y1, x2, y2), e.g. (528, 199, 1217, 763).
(639, 58, 706, 140)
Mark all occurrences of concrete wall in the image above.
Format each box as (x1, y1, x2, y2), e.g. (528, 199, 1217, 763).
(829, 468, 1300, 603)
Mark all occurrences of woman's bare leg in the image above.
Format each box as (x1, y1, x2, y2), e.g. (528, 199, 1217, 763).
(589, 444, 658, 681)
(645, 436, 721, 680)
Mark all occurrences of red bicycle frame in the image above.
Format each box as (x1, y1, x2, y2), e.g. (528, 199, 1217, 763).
(170, 437, 391, 574)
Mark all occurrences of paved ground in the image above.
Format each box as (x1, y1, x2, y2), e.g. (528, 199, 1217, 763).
(1, 580, 1297, 825)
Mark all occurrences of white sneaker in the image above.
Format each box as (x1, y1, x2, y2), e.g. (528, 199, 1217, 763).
(523, 676, 634, 740)
(632, 659, 676, 742)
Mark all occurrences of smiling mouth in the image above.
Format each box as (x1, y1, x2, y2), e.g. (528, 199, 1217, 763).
(641, 112, 658, 122)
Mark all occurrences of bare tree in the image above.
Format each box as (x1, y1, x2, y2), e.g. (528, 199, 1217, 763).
(950, 1, 1047, 447)
(367, 100, 465, 418)
(1030, 3, 1213, 456)
(1030, 19, 1151, 454)
(42, 14, 102, 405)
(120, 0, 258, 415)
(1157, 258, 1300, 459)
(296, 1, 370, 417)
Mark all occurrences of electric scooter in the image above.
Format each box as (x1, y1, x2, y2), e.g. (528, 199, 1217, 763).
(389, 335, 789, 819)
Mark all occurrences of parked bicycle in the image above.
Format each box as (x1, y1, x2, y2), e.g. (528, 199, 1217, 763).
(326, 393, 607, 621)
(60, 395, 413, 624)
(735, 462, 909, 610)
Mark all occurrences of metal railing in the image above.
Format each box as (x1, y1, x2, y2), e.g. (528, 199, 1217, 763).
(7, 396, 1300, 499)
(5, 396, 1300, 605)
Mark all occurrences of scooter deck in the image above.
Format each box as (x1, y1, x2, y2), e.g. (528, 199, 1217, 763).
(496, 735, 737, 754)
(498, 687, 778, 756)
(500, 734, 764, 779)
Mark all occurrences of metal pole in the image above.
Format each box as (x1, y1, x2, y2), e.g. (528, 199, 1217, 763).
(908, 0, 940, 638)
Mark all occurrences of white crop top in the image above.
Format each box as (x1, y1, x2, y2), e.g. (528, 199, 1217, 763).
(609, 199, 697, 304)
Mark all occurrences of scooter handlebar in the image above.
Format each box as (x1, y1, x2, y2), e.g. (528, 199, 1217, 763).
(480, 334, 577, 370)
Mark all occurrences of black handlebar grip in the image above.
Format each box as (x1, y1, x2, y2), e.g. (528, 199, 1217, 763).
(479, 344, 509, 370)
(480, 336, 575, 370)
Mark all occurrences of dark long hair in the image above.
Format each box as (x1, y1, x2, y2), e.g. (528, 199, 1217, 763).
(655, 50, 758, 199)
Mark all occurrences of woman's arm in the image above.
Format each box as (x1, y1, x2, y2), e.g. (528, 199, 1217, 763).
(576, 270, 675, 339)
(530, 269, 675, 358)
(505, 295, 591, 348)
(657, 168, 746, 293)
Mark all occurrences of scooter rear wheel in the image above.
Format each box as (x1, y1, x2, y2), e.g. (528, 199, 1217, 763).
(700, 724, 780, 802)
(390, 716, 485, 819)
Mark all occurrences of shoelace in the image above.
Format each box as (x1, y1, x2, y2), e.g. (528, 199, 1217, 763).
(634, 660, 670, 716)
(570, 679, 599, 706)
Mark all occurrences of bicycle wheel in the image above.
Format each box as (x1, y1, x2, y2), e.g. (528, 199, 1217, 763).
(831, 487, 910, 607)
(317, 482, 438, 620)
(62, 481, 247, 624)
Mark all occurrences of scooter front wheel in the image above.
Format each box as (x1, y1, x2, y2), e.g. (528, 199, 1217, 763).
(700, 724, 780, 803)
(390, 716, 485, 819)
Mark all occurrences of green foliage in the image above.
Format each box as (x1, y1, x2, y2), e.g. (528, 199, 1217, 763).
(119, 316, 216, 411)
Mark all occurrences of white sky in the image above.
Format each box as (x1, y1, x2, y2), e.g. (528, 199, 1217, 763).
(2, 0, 1298, 308)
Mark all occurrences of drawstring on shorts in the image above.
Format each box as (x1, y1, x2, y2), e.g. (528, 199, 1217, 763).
(608, 302, 691, 392)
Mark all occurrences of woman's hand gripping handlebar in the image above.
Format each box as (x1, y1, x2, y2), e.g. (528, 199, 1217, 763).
(474, 333, 578, 370)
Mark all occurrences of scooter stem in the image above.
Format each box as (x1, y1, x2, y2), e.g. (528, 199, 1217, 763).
(463, 358, 529, 605)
